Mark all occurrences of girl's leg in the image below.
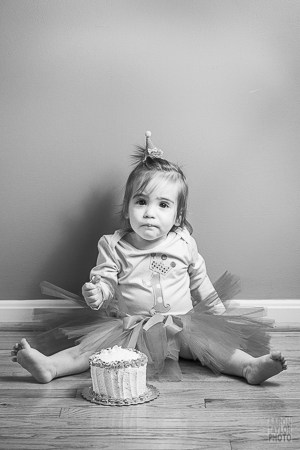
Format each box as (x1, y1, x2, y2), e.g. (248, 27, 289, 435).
(179, 341, 287, 384)
(11, 338, 90, 384)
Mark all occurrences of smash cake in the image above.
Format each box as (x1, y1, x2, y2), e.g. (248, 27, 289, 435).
(81, 346, 159, 406)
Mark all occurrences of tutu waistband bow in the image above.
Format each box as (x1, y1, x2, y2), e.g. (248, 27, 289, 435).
(123, 314, 183, 348)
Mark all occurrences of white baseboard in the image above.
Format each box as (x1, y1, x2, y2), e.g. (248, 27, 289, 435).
(0, 299, 82, 323)
(0, 299, 300, 329)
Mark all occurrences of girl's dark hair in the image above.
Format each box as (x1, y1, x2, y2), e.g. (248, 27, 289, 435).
(121, 155, 193, 234)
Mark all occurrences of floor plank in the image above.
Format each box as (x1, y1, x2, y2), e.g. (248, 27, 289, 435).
(0, 433, 232, 450)
(205, 397, 300, 411)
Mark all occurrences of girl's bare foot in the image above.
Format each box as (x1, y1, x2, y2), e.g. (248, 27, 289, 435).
(11, 338, 56, 383)
(243, 351, 287, 385)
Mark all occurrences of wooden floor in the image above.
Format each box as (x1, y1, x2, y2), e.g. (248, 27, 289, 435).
(0, 326, 299, 450)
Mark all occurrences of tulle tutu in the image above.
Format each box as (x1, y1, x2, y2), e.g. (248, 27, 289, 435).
(35, 273, 274, 381)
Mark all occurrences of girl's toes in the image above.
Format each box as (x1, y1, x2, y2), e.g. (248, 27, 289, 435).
(270, 351, 287, 370)
(270, 350, 282, 361)
(11, 340, 30, 363)
(279, 356, 286, 367)
(11, 342, 22, 356)
(20, 338, 30, 349)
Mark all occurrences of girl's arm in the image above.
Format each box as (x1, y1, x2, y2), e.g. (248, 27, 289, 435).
(83, 236, 120, 310)
(188, 239, 225, 314)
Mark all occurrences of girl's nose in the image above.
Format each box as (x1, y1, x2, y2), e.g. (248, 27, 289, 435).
(144, 205, 155, 218)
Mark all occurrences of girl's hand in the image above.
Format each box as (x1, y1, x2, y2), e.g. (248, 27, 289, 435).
(82, 282, 103, 310)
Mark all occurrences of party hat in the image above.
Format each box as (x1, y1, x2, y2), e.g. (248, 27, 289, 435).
(145, 131, 164, 159)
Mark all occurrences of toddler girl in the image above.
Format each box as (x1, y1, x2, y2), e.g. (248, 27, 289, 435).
(12, 132, 287, 384)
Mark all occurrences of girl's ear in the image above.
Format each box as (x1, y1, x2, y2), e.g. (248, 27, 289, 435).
(175, 212, 182, 227)
(123, 207, 129, 220)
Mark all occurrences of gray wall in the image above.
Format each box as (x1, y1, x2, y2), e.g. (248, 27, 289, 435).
(1, 0, 299, 299)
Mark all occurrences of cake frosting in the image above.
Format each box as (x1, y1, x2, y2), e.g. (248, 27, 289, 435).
(89, 346, 148, 402)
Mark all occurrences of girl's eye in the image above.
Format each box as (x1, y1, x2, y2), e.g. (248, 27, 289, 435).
(160, 202, 169, 208)
(136, 199, 146, 205)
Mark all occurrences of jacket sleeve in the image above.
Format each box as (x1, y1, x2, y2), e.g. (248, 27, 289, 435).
(89, 235, 120, 302)
(188, 237, 225, 314)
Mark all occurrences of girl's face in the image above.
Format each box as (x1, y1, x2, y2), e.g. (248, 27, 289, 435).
(126, 176, 180, 249)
